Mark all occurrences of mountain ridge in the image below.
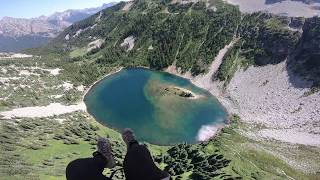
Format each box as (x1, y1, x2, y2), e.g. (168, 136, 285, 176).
(0, 2, 116, 52)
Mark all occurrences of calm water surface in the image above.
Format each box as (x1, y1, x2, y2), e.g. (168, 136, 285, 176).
(85, 68, 227, 145)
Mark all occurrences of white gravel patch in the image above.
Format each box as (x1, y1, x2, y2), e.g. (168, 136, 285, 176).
(90, 24, 97, 29)
(27, 67, 61, 76)
(72, 27, 90, 38)
(120, 36, 135, 51)
(87, 39, 104, 52)
(50, 94, 63, 99)
(65, 34, 70, 41)
(96, 12, 103, 22)
(73, 29, 84, 38)
(122, 2, 134, 11)
(12, 53, 33, 58)
(19, 70, 31, 76)
(18, 69, 40, 76)
(47, 68, 61, 76)
(0, 103, 86, 119)
(55, 118, 66, 123)
(76, 85, 85, 92)
(0, 77, 21, 83)
(0, 53, 33, 59)
(62, 82, 73, 91)
(1, 68, 7, 74)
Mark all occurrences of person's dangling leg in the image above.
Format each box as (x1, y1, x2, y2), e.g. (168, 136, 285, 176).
(66, 137, 115, 180)
(122, 128, 170, 180)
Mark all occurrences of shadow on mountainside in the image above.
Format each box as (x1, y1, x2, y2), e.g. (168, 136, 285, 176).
(285, 17, 320, 89)
(285, 55, 315, 89)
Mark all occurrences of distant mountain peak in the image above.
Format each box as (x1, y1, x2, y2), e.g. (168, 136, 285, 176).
(0, 2, 116, 52)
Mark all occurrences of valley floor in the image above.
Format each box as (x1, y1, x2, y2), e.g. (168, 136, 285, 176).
(0, 53, 319, 179)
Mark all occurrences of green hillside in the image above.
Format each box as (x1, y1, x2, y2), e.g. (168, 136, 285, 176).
(29, 0, 320, 89)
(2, 0, 317, 179)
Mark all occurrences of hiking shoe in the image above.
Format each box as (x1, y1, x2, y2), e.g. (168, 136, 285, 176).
(97, 137, 115, 168)
(122, 128, 136, 147)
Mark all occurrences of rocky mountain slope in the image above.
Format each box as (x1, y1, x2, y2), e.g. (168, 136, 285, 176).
(0, 3, 115, 52)
(38, 0, 319, 86)
(226, 0, 320, 17)
(266, 0, 320, 4)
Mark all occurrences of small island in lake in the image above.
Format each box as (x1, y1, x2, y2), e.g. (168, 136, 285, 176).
(164, 86, 193, 98)
(144, 78, 203, 99)
(162, 86, 199, 98)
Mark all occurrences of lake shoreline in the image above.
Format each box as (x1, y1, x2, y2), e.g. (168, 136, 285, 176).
(164, 40, 238, 142)
(82, 67, 124, 103)
(82, 67, 229, 144)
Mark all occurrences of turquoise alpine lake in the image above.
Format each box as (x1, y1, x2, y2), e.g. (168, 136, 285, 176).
(84, 68, 227, 145)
